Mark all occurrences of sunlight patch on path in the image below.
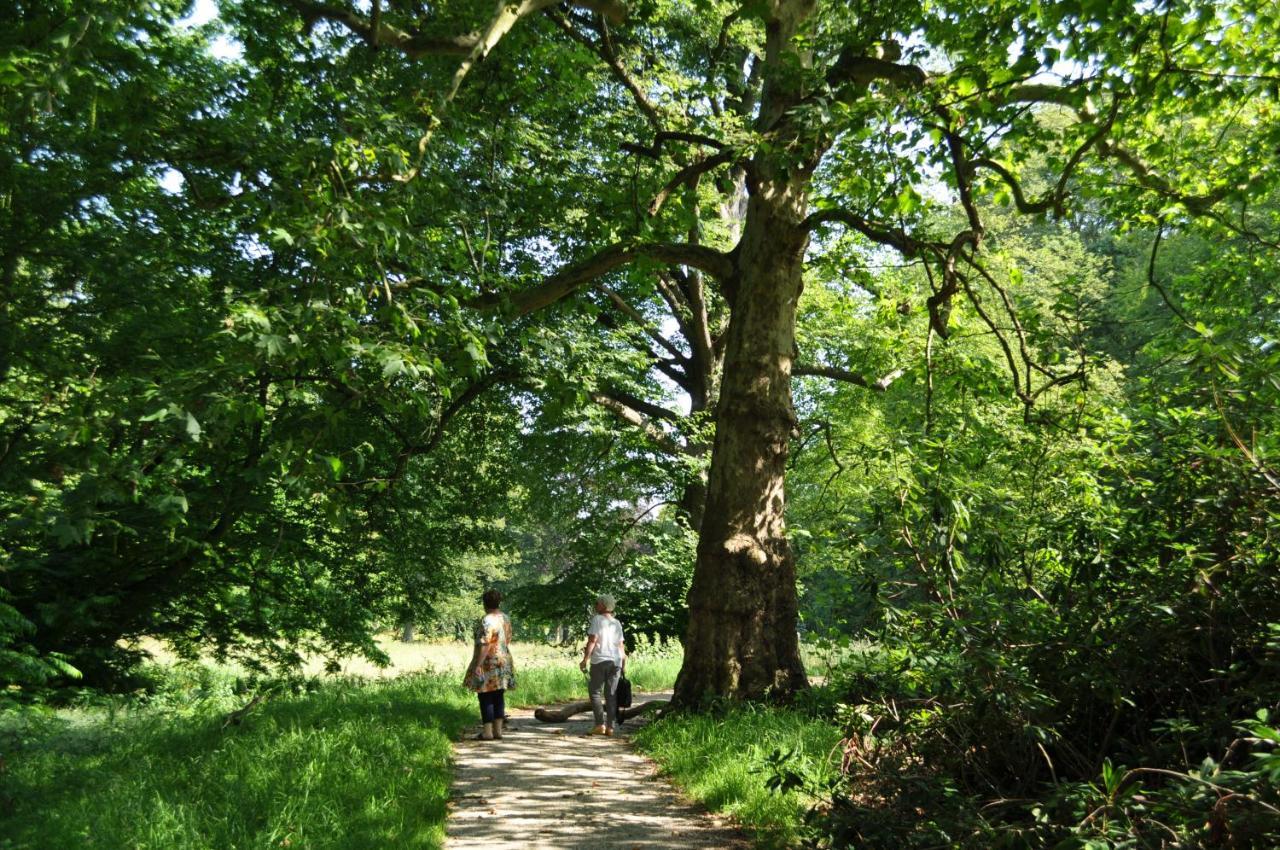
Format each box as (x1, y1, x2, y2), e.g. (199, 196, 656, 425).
(445, 692, 748, 850)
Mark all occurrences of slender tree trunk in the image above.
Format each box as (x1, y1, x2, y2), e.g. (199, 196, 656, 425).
(675, 387, 716, 533)
(676, 476, 707, 533)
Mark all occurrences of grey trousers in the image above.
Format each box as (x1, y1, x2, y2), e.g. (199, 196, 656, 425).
(588, 660, 622, 727)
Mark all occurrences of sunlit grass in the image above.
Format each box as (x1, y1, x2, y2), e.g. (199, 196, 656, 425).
(0, 643, 683, 850)
(2, 673, 472, 850)
(632, 701, 843, 848)
(504, 654, 682, 707)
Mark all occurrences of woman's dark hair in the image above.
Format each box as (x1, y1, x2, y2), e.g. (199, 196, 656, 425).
(482, 589, 503, 610)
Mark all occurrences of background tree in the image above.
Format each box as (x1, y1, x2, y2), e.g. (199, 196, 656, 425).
(0, 1, 519, 681)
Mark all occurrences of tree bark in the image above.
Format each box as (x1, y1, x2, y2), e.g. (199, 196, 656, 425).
(672, 0, 816, 705)
(673, 186, 811, 703)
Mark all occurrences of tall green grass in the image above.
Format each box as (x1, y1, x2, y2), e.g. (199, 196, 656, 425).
(506, 652, 683, 707)
(2, 671, 472, 850)
(632, 701, 843, 848)
(1, 647, 681, 850)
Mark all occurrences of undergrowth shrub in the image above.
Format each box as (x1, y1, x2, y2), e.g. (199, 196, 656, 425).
(791, 602, 1279, 848)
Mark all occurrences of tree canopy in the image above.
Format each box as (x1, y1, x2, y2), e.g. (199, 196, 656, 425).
(2, 0, 1278, 715)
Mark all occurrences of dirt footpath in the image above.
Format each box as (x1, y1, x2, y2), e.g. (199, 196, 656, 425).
(444, 691, 750, 849)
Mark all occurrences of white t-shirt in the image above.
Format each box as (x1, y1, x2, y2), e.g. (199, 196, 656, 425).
(588, 614, 625, 665)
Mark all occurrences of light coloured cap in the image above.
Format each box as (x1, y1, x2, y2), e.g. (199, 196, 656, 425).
(595, 594, 616, 612)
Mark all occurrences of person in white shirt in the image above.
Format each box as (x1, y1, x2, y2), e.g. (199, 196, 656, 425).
(579, 593, 627, 736)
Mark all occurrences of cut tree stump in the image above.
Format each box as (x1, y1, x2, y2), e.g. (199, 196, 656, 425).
(533, 699, 667, 723)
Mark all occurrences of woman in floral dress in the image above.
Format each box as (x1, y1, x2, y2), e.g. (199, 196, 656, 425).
(463, 588, 516, 740)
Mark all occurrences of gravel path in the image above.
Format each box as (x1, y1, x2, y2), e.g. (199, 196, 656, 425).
(444, 691, 750, 849)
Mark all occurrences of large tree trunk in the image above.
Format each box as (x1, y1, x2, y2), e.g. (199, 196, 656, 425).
(673, 186, 811, 703)
(672, 0, 817, 705)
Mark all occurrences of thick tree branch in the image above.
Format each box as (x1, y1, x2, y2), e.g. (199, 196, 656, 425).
(803, 208, 927, 256)
(653, 358, 688, 386)
(968, 158, 1054, 215)
(828, 51, 927, 90)
(1096, 138, 1230, 215)
(994, 82, 1090, 109)
(967, 96, 1116, 218)
(679, 270, 717, 386)
(654, 270, 691, 318)
(598, 389, 680, 423)
(621, 131, 727, 159)
(288, 0, 480, 56)
(738, 53, 764, 118)
(588, 392, 686, 456)
(470, 242, 733, 316)
(925, 229, 979, 339)
(295, 0, 626, 128)
(931, 107, 984, 235)
(649, 150, 738, 216)
(793, 363, 904, 391)
(708, 8, 744, 72)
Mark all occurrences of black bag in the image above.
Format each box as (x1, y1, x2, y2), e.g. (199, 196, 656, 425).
(616, 673, 633, 709)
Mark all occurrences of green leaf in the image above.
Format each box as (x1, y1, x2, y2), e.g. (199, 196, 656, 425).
(322, 455, 344, 477)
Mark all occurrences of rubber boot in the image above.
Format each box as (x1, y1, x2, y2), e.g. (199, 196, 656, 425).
(493, 718, 504, 740)
(479, 722, 494, 740)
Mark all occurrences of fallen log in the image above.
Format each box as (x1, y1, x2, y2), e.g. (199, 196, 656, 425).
(534, 698, 667, 723)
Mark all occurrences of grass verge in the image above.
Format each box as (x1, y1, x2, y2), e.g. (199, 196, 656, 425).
(1, 649, 680, 850)
(2, 671, 471, 850)
(632, 701, 843, 849)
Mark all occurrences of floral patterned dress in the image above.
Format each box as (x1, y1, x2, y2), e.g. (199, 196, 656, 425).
(465, 611, 516, 693)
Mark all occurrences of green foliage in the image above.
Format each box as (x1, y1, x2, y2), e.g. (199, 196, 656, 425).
(4, 4, 1279, 845)
(785, 200, 1280, 845)
(0, 1, 536, 684)
(0, 588, 79, 705)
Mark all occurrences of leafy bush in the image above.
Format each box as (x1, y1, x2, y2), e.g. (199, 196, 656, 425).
(0, 589, 79, 708)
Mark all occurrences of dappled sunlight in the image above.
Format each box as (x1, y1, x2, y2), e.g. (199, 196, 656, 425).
(445, 694, 746, 849)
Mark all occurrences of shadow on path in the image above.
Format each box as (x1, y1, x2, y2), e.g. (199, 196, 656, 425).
(445, 691, 750, 850)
